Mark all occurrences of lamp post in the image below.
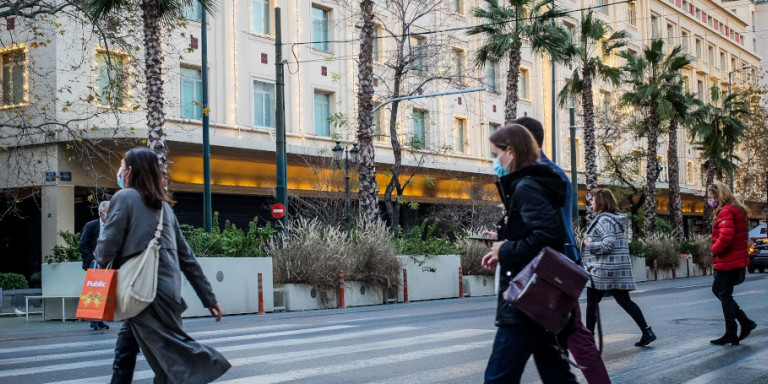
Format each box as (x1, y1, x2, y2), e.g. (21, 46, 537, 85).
(332, 141, 359, 227)
(569, 107, 579, 228)
(727, 64, 753, 192)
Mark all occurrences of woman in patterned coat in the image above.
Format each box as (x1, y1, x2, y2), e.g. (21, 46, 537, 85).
(583, 188, 656, 347)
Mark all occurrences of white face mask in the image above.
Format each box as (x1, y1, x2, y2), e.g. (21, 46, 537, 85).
(117, 167, 125, 189)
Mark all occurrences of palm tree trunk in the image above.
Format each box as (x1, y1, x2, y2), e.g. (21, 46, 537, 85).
(142, 0, 167, 179)
(668, 119, 684, 239)
(503, 42, 522, 124)
(581, 70, 597, 222)
(356, 0, 378, 225)
(643, 101, 661, 236)
(703, 158, 717, 234)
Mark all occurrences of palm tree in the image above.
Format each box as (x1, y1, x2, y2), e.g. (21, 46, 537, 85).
(556, 11, 628, 221)
(356, 0, 378, 225)
(85, 0, 214, 178)
(667, 89, 702, 239)
(619, 39, 690, 237)
(468, 0, 564, 124)
(689, 85, 748, 233)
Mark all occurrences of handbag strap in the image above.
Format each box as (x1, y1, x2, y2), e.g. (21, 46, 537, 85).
(153, 205, 165, 241)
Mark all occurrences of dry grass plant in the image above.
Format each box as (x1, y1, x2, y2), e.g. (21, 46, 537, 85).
(645, 233, 681, 269)
(690, 234, 713, 270)
(346, 222, 401, 291)
(456, 229, 493, 276)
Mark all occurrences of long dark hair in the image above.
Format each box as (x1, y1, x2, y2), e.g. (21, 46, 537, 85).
(124, 148, 173, 209)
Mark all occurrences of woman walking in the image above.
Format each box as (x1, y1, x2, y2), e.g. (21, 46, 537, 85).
(583, 188, 655, 347)
(481, 124, 578, 384)
(707, 181, 757, 345)
(96, 148, 231, 383)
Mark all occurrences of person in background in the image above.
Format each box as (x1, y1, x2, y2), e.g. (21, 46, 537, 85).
(707, 181, 757, 345)
(78, 200, 110, 330)
(480, 117, 610, 383)
(583, 188, 655, 347)
(97, 148, 230, 383)
(481, 124, 577, 384)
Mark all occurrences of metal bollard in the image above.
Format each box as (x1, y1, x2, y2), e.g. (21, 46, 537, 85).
(257, 273, 265, 315)
(654, 259, 658, 281)
(403, 268, 409, 302)
(338, 270, 346, 309)
(458, 266, 464, 298)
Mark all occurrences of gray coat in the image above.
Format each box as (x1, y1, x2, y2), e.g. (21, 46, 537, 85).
(95, 188, 216, 308)
(582, 212, 636, 291)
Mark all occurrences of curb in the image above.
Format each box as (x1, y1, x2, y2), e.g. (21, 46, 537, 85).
(0, 312, 42, 318)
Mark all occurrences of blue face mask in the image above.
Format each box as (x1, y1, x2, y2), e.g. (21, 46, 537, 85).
(493, 157, 509, 178)
(117, 167, 125, 189)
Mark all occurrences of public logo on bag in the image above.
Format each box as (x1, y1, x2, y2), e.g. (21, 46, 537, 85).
(86, 280, 107, 288)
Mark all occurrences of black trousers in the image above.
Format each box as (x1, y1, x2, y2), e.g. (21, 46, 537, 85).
(586, 288, 649, 334)
(712, 268, 744, 330)
(111, 323, 140, 384)
(484, 324, 578, 384)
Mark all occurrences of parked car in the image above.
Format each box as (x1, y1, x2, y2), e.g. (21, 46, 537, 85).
(748, 239, 768, 273)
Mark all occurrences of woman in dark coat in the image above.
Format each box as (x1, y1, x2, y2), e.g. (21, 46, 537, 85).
(707, 181, 756, 345)
(481, 124, 577, 384)
(96, 148, 231, 383)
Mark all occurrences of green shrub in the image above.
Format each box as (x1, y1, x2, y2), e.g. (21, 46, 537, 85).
(654, 218, 673, 235)
(393, 220, 458, 256)
(678, 238, 697, 255)
(690, 234, 713, 270)
(0, 273, 29, 290)
(645, 233, 681, 269)
(456, 230, 493, 276)
(46, 231, 81, 264)
(181, 213, 276, 257)
(629, 238, 648, 258)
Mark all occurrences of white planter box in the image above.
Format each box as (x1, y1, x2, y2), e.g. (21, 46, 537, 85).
(630, 256, 647, 283)
(344, 281, 385, 307)
(279, 283, 336, 311)
(42, 258, 274, 320)
(463, 275, 495, 297)
(397, 255, 461, 302)
(181, 257, 274, 317)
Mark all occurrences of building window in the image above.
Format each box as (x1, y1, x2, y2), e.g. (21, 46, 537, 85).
(253, 80, 276, 128)
(182, 2, 203, 21)
(683, 75, 690, 91)
(311, 6, 330, 52)
(695, 9, 701, 20)
(454, 117, 467, 154)
(412, 109, 426, 149)
(681, 31, 689, 52)
(576, 138, 583, 169)
(519, 68, 529, 100)
(486, 60, 498, 93)
(667, 24, 674, 45)
(94, 51, 128, 108)
(695, 39, 702, 59)
(180, 67, 202, 119)
(314, 91, 331, 136)
(707, 45, 714, 64)
(600, 92, 611, 119)
(488, 122, 500, 157)
(252, 0, 270, 35)
(731, 57, 737, 73)
(597, 0, 608, 15)
(373, 25, 383, 63)
(1, 48, 26, 107)
(450, 0, 463, 14)
(452, 48, 465, 83)
(411, 36, 425, 75)
(651, 15, 659, 38)
(628, 2, 637, 27)
(697, 80, 704, 100)
(373, 100, 385, 141)
(707, 16, 713, 27)
(687, 161, 694, 185)
(719, 51, 726, 72)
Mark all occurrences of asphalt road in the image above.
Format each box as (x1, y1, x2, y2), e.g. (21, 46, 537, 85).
(0, 273, 766, 383)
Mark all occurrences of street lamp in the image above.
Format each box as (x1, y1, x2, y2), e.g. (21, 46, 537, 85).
(332, 141, 359, 227)
(727, 64, 753, 192)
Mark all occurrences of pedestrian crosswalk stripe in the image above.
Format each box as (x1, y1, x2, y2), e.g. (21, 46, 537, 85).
(41, 328, 493, 384)
(218, 340, 493, 384)
(0, 322, 303, 356)
(0, 325, 353, 378)
(363, 360, 487, 384)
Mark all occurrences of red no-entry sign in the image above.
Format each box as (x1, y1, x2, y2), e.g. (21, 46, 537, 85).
(271, 203, 286, 219)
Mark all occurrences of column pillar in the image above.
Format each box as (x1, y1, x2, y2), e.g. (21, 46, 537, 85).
(40, 185, 75, 261)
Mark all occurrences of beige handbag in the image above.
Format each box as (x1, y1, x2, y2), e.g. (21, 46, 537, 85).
(112, 206, 163, 321)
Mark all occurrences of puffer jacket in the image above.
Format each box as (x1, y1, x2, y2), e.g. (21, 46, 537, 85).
(582, 212, 636, 291)
(711, 204, 749, 271)
(494, 163, 566, 327)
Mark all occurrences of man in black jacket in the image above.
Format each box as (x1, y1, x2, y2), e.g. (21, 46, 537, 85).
(78, 200, 110, 330)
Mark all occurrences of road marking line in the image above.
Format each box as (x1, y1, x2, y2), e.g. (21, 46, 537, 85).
(363, 360, 487, 384)
(0, 322, 303, 355)
(218, 340, 493, 384)
(335, 314, 412, 323)
(0, 325, 354, 377)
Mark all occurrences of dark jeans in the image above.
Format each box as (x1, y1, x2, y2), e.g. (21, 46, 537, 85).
(111, 322, 140, 384)
(586, 288, 648, 334)
(712, 269, 744, 329)
(485, 324, 578, 384)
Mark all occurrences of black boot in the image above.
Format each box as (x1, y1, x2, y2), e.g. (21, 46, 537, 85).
(635, 326, 656, 347)
(736, 310, 757, 341)
(711, 321, 739, 345)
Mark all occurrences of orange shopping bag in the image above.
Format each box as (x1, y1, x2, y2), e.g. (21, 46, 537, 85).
(76, 267, 117, 321)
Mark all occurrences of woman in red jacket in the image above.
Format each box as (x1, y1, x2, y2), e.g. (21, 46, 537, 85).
(707, 181, 757, 345)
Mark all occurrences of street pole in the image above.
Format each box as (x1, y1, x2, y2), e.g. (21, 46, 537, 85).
(569, 107, 579, 228)
(201, 3, 212, 232)
(274, 7, 288, 233)
(728, 71, 734, 192)
(550, 0, 557, 164)
(344, 149, 351, 228)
